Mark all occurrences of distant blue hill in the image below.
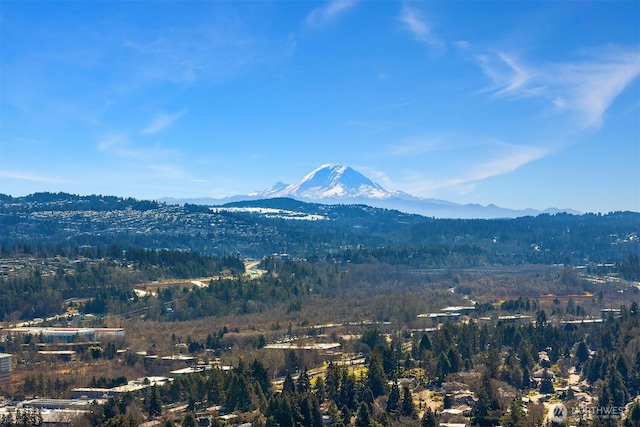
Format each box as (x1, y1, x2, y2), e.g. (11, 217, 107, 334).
(161, 163, 581, 219)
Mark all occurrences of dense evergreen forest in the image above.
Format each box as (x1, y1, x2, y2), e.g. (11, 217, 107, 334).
(0, 246, 244, 321)
(2, 243, 637, 323)
(1, 193, 639, 426)
(45, 303, 640, 427)
(1, 192, 638, 264)
(1, 239, 639, 323)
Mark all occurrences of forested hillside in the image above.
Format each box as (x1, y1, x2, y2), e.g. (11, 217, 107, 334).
(1, 193, 638, 266)
(0, 194, 639, 426)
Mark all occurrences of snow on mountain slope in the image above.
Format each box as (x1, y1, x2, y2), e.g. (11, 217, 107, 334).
(258, 164, 394, 199)
(161, 163, 579, 218)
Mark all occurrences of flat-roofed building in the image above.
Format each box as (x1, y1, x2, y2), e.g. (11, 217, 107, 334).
(94, 328, 126, 339)
(440, 306, 476, 314)
(6, 327, 95, 343)
(601, 308, 621, 319)
(71, 387, 112, 400)
(5, 327, 125, 343)
(497, 314, 532, 324)
(38, 350, 76, 362)
(20, 398, 98, 410)
(417, 312, 461, 322)
(0, 353, 12, 384)
(71, 377, 169, 399)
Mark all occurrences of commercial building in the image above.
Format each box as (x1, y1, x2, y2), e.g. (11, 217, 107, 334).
(0, 353, 12, 384)
(5, 327, 124, 343)
(71, 377, 169, 400)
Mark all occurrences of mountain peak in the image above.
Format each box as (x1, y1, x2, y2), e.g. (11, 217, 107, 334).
(259, 164, 393, 200)
(162, 163, 579, 219)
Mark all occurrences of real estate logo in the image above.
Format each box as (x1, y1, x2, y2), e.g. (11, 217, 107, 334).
(550, 403, 568, 423)
(572, 405, 625, 419)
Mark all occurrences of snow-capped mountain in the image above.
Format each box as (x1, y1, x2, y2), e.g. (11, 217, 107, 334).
(161, 164, 579, 219)
(253, 164, 394, 199)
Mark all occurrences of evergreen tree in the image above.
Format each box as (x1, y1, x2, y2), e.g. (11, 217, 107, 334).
(367, 350, 387, 398)
(382, 339, 401, 377)
(575, 341, 589, 365)
(601, 364, 630, 408)
(630, 352, 640, 396)
(145, 385, 162, 417)
(103, 414, 137, 427)
(539, 370, 554, 394)
(616, 356, 629, 380)
(386, 382, 400, 413)
(359, 386, 374, 410)
(447, 347, 461, 373)
(522, 366, 531, 390)
(182, 412, 198, 427)
(443, 394, 453, 409)
(593, 416, 617, 427)
(339, 371, 356, 410)
(624, 401, 640, 427)
(355, 402, 371, 427)
(539, 376, 554, 394)
(401, 385, 416, 418)
(105, 341, 117, 359)
(250, 358, 272, 397)
(310, 395, 324, 427)
(499, 399, 526, 427)
(283, 372, 295, 395)
(486, 348, 501, 379)
(419, 333, 432, 352)
(326, 403, 340, 427)
(475, 373, 499, 417)
(297, 369, 311, 394)
(226, 373, 253, 412)
(536, 309, 547, 328)
(340, 405, 352, 427)
(314, 376, 326, 402)
(376, 411, 393, 427)
(436, 352, 451, 380)
(421, 407, 438, 427)
(297, 395, 314, 427)
(325, 362, 341, 404)
(266, 394, 294, 427)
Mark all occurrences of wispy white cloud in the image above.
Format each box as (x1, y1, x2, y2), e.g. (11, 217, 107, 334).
(191, 178, 210, 184)
(112, 12, 291, 90)
(476, 48, 640, 127)
(305, 0, 358, 29)
(398, 5, 443, 49)
(141, 110, 187, 135)
(390, 140, 551, 197)
(475, 52, 536, 97)
(354, 165, 392, 187)
(386, 135, 452, 157)
(549, 51, 640, 127)
(464, 143, 549, 183)
(0, 170, 71, 184)
(97, 133, 176, 160)
(148, 164, 185, 178)
(96, 135, 189, 184)
(97, 133, 140, 158)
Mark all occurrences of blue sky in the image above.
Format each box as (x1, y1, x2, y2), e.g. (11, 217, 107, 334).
(1, 1, 639, 213)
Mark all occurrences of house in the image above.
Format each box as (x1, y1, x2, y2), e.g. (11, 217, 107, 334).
(533, 368, 556, 380)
